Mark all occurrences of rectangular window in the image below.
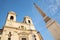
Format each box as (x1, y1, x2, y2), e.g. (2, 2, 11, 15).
(22, 38, 26, 40)
(8, 38, 11, 40)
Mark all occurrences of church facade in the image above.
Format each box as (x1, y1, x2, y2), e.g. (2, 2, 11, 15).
(0, 11, 43, 40)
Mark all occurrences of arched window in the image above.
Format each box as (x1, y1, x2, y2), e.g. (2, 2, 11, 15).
(10, 16, 14, 20)
(33, 35, 37, 40)
(28, 20, 30, 23)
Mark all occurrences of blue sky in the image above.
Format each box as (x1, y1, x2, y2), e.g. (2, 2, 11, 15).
(0, 0, 60, 40)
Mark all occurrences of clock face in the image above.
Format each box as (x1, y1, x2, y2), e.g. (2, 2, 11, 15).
(9, 20, 13, 25)
(9, 22, 12, 25)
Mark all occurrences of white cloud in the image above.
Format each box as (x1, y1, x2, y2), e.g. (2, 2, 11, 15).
(47, 0, 60, 16)
(48, 5, 58, 16)
(56, 0, 60, 6)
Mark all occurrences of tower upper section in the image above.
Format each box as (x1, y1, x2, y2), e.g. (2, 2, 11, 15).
(23, 16, 33, 25)
(6, 11, 16, 22)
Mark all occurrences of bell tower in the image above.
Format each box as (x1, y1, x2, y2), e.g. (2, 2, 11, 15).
(5, 11, 16, 27)
(23, 16, 33, 25)
(6, 11, 16, 21)
(23, 16, 35, 30)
